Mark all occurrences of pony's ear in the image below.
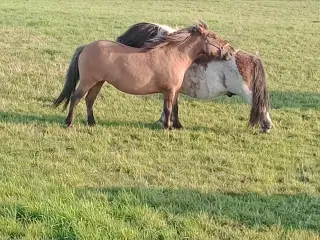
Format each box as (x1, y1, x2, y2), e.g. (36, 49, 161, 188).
(192, 25, 206, 35)
(197, 20, 208, 30)
(192, 20, 208, 35)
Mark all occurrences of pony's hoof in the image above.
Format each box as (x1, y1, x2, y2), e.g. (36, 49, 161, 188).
(261, 127, 271, 133)
(65, 119, 74, 128)
(260, 122, 273, 133)
(88, 121, 96, 127)
(173, 122, 183, 129)
(87, 116, 96, 126)
(163, 123, 173, 130)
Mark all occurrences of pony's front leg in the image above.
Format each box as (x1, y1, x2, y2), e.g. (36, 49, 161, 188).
(172, 94, 183, 129)
(158, 92, 183, 129)
(163, 90, 175, 130)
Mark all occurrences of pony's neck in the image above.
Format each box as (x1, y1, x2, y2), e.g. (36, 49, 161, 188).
(170, 35, 204, 65)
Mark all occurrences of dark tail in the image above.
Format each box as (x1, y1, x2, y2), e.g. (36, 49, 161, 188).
(53, 45, 85, 110)
(116, 22, 168, 48)
(249, 54, 270, 127)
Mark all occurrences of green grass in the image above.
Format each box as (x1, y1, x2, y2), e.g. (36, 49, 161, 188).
(0, 0, 320, 239)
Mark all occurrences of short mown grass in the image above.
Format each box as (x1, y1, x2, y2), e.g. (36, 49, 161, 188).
(0, 0, 320, 239)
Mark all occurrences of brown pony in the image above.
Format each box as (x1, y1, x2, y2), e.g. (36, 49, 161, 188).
(53, 21, 234, 129)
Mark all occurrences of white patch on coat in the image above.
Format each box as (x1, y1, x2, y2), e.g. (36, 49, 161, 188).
(180, 58, 252, 105)
(148, 24, 176, 42)
(265, 111, 273, 128)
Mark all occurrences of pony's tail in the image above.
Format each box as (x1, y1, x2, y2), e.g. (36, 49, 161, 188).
(53, 45, 85, 110)
(249, 54, 270, 127)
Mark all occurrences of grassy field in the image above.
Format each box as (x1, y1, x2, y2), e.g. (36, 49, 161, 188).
(1, 0, 320, 239)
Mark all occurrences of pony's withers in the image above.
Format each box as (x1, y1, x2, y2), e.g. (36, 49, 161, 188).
(54, 21, 235, 129)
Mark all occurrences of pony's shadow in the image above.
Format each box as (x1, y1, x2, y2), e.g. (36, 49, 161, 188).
(0, 111, 65, 125)
(0, 111, 160, 130)
(205, 91, 320, 109)
(0, 111, 213, 131)
(99, 119, 215, 132)
(98, 119, 163, 130)
(269, 91, 320, 109)
(76, 186, 320, 233)
(0, 203, 77, 239)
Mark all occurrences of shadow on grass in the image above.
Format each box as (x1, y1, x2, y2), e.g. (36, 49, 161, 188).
(0, 111, 65, 125)
(98, 119, 163, 130)
(41, 90, 320, 110)
(77, 186, 320, 233)
(0, 111, 164, 130)
(269, 91, 320, 109)
(2, 90, 319, 129)
(0, 204, 78, 239)
(180, 91, 320, 110)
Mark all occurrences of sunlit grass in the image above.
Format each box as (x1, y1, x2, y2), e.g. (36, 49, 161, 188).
(0, 0, 319, 239)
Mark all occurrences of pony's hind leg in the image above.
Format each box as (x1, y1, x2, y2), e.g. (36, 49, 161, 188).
(65, 81, 94, 127)
(163, 90, 176, 130)
(85, 81, 104, 126)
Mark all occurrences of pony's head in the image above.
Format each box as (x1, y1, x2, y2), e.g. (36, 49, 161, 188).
(116, 21, 235, 60)
(191, 20, 235, 60)
(136, 20, 234, 61)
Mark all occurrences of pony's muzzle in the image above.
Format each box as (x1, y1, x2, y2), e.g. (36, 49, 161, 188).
(260, 120, 273, 133)
(220, 50, 234, 61)
(221, 46, 236, 60)
(222, 52, 232, 60)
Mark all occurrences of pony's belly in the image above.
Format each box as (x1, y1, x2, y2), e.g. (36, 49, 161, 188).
(180, 67, 227, 99)
(108, 78, 159, 95)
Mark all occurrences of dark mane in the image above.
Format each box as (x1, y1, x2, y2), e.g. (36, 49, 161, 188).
(116, 20, 217, 64)
(116, 22, 167, 48)
(143, 21, 208, 50)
